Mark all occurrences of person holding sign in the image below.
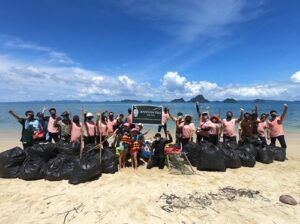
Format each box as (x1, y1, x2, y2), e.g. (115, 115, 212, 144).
(158, 107, 170, 138)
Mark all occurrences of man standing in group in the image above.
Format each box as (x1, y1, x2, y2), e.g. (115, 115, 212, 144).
(158, 107, 170, 138)
(47, 108, 59, 142)
(266, 104, 288, 149)
(221, 108, 244, 143)
(107, 112, 116, 137)
(8, 110, 35, 149)
(54, 111, 72, 142)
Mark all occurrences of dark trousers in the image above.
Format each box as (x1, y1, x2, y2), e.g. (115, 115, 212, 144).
(197, 135, 209, 144)
(84, 136, 96, 146)
(182, 138, 191, 147)
(270, 135, 287, 149)
(48, 132, 59, 143)
(22, 142, 32, 150)
(223, 135, 237, 144)
(209, 135, 218, 145)
(158, 124, 167, 133)
(147, 156, 165, 169)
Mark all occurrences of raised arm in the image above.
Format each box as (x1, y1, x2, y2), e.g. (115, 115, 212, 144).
(196, 102, 201, 117)
(281, 104, 288, 120)
(237, 108, 244, 122)
(8, 110, 20, 121)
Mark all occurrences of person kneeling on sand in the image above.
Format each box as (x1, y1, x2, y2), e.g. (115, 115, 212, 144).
(147, 131, 173, 170)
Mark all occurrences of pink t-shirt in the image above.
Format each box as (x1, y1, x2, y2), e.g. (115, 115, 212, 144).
(126, 114, 132, 124)
(47, 116, 58, 133)
(222, 118, 238, 137)
(198, 120, 214, 137)
(71, 122, 81, 142)
(107, 119, 116, 135)
(209, 123, 219, 135)
(257, 121, 267, 137)
(84, 121, 96, 137)
(162, 112, 170, 125)
(98, 122, 108, 136)
(266, 117, 284, 138)
(179, 123, 195, 139)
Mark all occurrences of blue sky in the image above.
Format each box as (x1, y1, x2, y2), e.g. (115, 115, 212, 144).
(0, 0, 300, 101)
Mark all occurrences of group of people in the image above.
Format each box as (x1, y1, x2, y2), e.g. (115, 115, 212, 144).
(9, 102, 288, 170)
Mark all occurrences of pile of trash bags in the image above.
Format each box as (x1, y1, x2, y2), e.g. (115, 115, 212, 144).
(183, 141, 286, 172)
(0, 142, 118, 184)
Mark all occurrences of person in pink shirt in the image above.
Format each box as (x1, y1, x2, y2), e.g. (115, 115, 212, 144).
(196, 112, 213, 143)
(98, 115, 108, 147)
(47, 108, 59, 142)
(257, 113, 268, 146)
(209, 115, 221, 145)
(126, 108, 133, 127)
(83, 112, 96, 146)
(178, 115, 195, 146)
(70, 115, 82, 143)
(158, 107, 170, 138)
(221, 109, 244, 143)
(107, 112, 117, 136)
(266, 104, 288, 149)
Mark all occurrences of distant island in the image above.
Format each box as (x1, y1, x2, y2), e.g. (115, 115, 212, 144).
(223, 98, 237, 103)
(188, 94, 209, 103)
(120, 99, 142, 103)
(171, 98, 185, 103)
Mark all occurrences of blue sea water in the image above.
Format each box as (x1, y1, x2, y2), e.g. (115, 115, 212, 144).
(0, 102, 299, 134)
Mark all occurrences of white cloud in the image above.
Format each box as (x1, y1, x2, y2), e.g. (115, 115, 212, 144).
(162, 72, 187, 91)
(4, 38, 76, 65)
(291, 71, 300, 83)
(118, 0, 263, 42)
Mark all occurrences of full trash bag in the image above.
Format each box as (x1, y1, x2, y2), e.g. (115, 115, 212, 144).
(101, 147, 118, 174)
(45, 155, 77, 181)
(68, 149, 101, 185)
(27, 143, 58, 160)
(220, 146, 242, 169)
(238, 144, 258, 159)
(0, 147, 26, 178)
(272, 146, 286, 162)
(183, 142, 202, 167)
(257, 146, 274, 164)
(19, 156, 47, 180)
(56, 141, 80, 156)
(236, 150, 256, 167)
(197, 143, 226, 172)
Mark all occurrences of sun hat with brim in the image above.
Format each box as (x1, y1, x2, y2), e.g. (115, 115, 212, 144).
(210, 115, 220, 123)
(86, 112, 93, 117)
(137, 123, 144, 127)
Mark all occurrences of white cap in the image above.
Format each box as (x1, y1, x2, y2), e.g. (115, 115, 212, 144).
(86, 112, 93, 117)
(137, 123, 144, 127)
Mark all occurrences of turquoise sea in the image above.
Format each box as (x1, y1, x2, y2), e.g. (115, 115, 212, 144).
(0, 102, 299, 134)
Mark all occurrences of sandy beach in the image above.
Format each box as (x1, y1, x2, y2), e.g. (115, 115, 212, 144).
(0, 131, 299, 224)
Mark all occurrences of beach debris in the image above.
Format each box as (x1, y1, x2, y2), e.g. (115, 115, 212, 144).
(57, 203, 84, 224)
(159, 186, 263, 213)
(279, 195, 298, 206)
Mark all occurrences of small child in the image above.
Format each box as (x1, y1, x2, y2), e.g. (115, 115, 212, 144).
(119, 130, 131, 169)
(130, 128, 141, 169)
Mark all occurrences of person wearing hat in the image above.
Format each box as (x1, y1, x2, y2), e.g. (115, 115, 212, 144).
(209, 115, 221, 145)
(83, 112, 96, 146)
(71, 115, 82, 143)
(266, 104, 288, 149)
(54, 111, 72, 142)
(147, 131, 173, 170)
(257, 113, 269, 146)
(8, 109, 36, 149)
(47, 108, 59, 143)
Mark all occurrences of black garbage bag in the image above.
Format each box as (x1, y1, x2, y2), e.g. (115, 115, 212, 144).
(27, 143, 58, 160)
(19, 156, 47, 180)
(197, 143, 226, 172)
(221, 147, 241, 169)
(183, 142, 201, 167)
(0, 147, 26, 178)
(238, 144, 258, 159)
(68, 149, 101, 185)
(271, 146, 286, 162)
(236, 150, 256, 167)
(45, 155, 77, 181)
(102, 147, 118, 174)
(257, 146, 274, 164)
(56, 141, 80, 156)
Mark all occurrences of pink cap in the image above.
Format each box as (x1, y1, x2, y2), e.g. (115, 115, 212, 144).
(124, 123, 130, 127)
